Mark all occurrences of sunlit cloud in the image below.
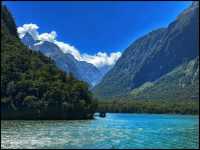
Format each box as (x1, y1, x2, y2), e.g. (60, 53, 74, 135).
(17, 23, 121, 68)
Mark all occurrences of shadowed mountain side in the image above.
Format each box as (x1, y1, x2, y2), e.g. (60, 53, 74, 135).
(93, 2, 199, 100)
(129, 57, 199, 101)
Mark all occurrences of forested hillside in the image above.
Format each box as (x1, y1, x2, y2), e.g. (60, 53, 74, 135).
(1, 5, 97, 119)
(130, 57, 199, 101)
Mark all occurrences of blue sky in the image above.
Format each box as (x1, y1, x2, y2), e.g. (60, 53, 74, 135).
(4, 1, 192, 67)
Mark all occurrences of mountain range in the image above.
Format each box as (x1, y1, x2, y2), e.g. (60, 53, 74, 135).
(93, 1, 199, 101)
(21, 33, 108, 86)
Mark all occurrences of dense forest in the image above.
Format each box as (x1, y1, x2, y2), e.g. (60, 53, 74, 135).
(97, 99, 199, 115)
(1, 6, 97, 120)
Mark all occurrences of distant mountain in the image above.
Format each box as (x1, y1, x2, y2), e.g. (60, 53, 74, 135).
(21, 33, 104, 86)
(21, 32, 36, 48)
(97, 65, 112, 77)
(93, 2, 199, 100)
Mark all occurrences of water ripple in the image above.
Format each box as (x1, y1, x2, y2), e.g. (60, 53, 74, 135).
(1, 114, 199, 149)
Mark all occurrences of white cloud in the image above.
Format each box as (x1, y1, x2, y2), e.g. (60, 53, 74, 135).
(54, 41, 121, 67)
(17, 23, 121, 68)
(82, 52, 121, 68)
(38, 31, 57, 42)
(54, 41, 82, 60)
(17, 23, 39, 40)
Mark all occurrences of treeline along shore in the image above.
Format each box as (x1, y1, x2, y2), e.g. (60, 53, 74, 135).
(97, 99, 199, 115)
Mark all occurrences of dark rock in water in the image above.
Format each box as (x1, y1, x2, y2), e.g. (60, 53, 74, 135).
(99, 112, 106, 118)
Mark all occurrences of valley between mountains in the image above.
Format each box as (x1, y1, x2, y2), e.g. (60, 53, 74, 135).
(1, 2, 199, 120)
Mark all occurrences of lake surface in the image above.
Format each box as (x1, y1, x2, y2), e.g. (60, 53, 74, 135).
(1, 113, 199, 149)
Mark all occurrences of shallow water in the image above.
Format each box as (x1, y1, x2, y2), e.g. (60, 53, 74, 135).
(1, 113, 199, 149)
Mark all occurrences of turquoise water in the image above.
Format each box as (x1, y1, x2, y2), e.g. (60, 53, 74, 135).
(1, 113, 199, 149)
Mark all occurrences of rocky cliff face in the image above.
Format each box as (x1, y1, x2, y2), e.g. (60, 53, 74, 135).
(21, 33, 104, 86)
(93, 2, 199, 100)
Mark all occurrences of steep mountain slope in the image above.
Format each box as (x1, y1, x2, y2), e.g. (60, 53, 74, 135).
(1, 5, 97, 119)
(21, 33, 103, 86)
(21, 32, 36, 48)
(93, 2, 199, 99)
(130, 57, 199, 101)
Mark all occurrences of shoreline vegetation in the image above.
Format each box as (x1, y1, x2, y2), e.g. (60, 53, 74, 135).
(2, 99, 199, 120)
(97, 100, 199, 115)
